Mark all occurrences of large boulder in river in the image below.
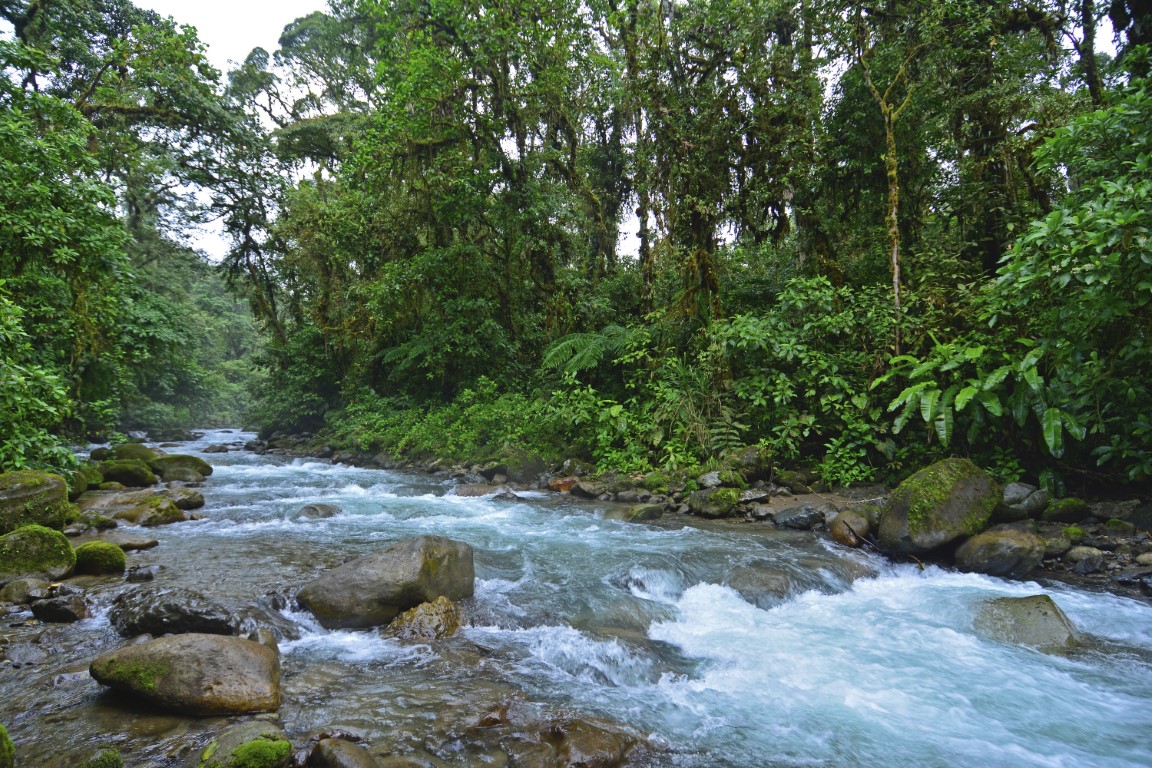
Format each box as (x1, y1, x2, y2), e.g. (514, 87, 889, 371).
(89, 633, 280, 715)
(973, 595, 1081, 651)
(149, 454, 213, 480)
(877, 458, 998, 556)
(105, 443, 162, 462)
(954, 524, 1046, 579)
(112, 496, 186, 527)
(110, 587, 235, 636)
(98, 460, 158, 488)
(0, 470, 74, 534)
(0, 525, 75, 584)
(297, 535, 474, 629)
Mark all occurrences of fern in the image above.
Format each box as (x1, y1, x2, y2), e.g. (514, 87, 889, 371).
(542, 325, 635, 374)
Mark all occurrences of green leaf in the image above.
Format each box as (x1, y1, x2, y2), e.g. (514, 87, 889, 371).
(934, 405, 954, 447)
(1042, 407, 1064, 458)
(920, 388, 939, 423)
(955, 386, 979, 411)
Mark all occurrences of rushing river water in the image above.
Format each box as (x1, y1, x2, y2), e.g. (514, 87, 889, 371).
(3, 429, 1152, 767)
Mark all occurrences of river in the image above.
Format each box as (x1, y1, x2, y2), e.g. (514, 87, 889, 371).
(2, 429, 1151, 767)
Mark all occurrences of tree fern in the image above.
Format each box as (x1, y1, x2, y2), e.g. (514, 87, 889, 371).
(542, 325, 635, 375)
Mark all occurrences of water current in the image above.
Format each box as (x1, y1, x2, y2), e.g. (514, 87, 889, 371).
(2, 429, 1151, 767)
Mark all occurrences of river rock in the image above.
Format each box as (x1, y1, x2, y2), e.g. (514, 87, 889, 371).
(687, 488, 740, 519)
(877, 458, 998, 556)
(72, 531, 158, 552)
(202, 444, 229, 454)
(299, 503, 341, 519)
(0, 525, 76, 584)
(73, 541, 127, 575)
(772, 503, 830, 530)
(1038, 527, 1072, 558)
(98, 460, 158, 487)
(112, 496, 186, 527)
(570, 480, 608, 499)
(149, 454, 214, 480)
(954, 524, 1046, 579)
(89, 633, 281, 715)
(297, 535, 475, 629)
(197, 721, 292, 768)
(165, 468, 207, 484)
(452, 483, 502, 497)
(0, 577, 49, 605)
(1041, 497, 1089, 524)
(31, 595, 89, 622)
(0, 471, 75, 535)
(310, 738, 379, 768)
(628, 504, 663, 522)
(386, 595, 462, 642)
(830, 509, 871, 547)
(973, 595, 1081, 650)
(111, 587, 236, 636)
(726, 562, 794, 608)
(107, 444, 163, 462)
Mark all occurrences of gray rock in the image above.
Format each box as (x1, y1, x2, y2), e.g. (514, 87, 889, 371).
(697, 471, 723, 489)
(202, 444, 229, 454)
(830, 510, 871, 547)
(299, 503, 341, 519)
(973, 595, 1081, 651)
(110, 587, 235, 637)
(570, 480, 608, 499)
(739, 489, 771, 504)
(687, 488, 740, 519)
(196, 721, 291, 768)
(954, 525, 1046, 579)
(627, 504, 664, 522)
(31, 595, 89, 622)
(1064, 545, 1105, 563)
(90, 633, 280, 715)
(0, 470, 73, 535)
(297, 536, 474, 630)
(0, 577, 49, 605)
(772, 503, 827, 531)
(1002, 482, 1037, 506)
(311, 738, 380, 768)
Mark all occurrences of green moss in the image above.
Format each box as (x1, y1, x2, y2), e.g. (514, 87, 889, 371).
(0, 524, 76, 580)
(0, 470, 75, 534)
(203, 738, 292, 768)
(1043, 497, 1089, 523)
(642, 472, 671, 494)
(0, 722, 14, 768)
(74, 541, 127, 574)
(1063, 525, 1086, 542)
(717, 470, 747, 489)
(98, 460, 157, 487)
(101, 658, 167, 691)
(711, 487, 741, 506)
(1104, 518, 1136, 535)
(77, 748, 124, 768)
(898, 459, 994, 536)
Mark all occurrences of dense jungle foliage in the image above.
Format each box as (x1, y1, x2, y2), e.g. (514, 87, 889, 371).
(2, 0, 1151, 491)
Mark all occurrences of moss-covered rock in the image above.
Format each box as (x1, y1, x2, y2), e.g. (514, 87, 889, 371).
(642, 472, 671, 494)
(1104, 518, 1136, 535)
(774, 469, 812, 494)
(106, 443, 161, 462)
(98, 460, 158, 488)
(76, 748, 123, 768)
(0, 721, 13, 768)
(1041, 497, 1089, 524)
(687, 487, 740, 518)
(877, 458, 999, 556)
(112, 496, 185, 527)
(149, 454, 213, 479)
(74, 541, 127, 575)
(0, 470, 75, 535)
(199, 722, 292, 768)
(0, 524, 76, 583)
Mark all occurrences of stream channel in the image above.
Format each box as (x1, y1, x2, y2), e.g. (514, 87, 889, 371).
(2, 429, 1152, 767)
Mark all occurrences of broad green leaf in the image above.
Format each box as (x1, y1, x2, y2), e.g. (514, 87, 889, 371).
(955, 386, 979, 411)
(1042, 407, 1064, 457)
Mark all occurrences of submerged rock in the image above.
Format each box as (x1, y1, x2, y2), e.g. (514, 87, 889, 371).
(973, 595, 1081, 651)
(89, 633, 281, 715)
(0, 524, 76, 584)
(110, 587, 235, 637)
(0, 470, 74, 535)
(310, 738, 378, 768)
(877, 458, 998, 556)
(297, 535, 475, 629)
(197, 721, 291, 768)
(299, 503, 341, 519)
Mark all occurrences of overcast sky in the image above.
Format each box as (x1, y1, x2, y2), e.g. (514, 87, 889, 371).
(136, 0, 328, 73)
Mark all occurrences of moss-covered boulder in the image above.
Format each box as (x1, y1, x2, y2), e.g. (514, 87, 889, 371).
(199, 722, 292, 768)
(297, 535, 474, 629)
(0, 524, 76, 583)
(74, 541, 127, 575)
(112, 496, 186, 527)
(310, 739, 378, 768)
(628, 503, 664, 522)
(0, 470, 75, 535)
(1042, 497, 1089, 524)
(877, 458, 998, 556)
(687, 487, 740, 518)
(149, 454, 213, 480)
(107, 444, 162, 462)
(98, 460, 157, 488)
(89, 633, 281, 715)
(0, 722, 13, 768)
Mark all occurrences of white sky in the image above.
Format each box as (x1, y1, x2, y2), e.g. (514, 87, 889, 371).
(135, 0, 328, 73)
